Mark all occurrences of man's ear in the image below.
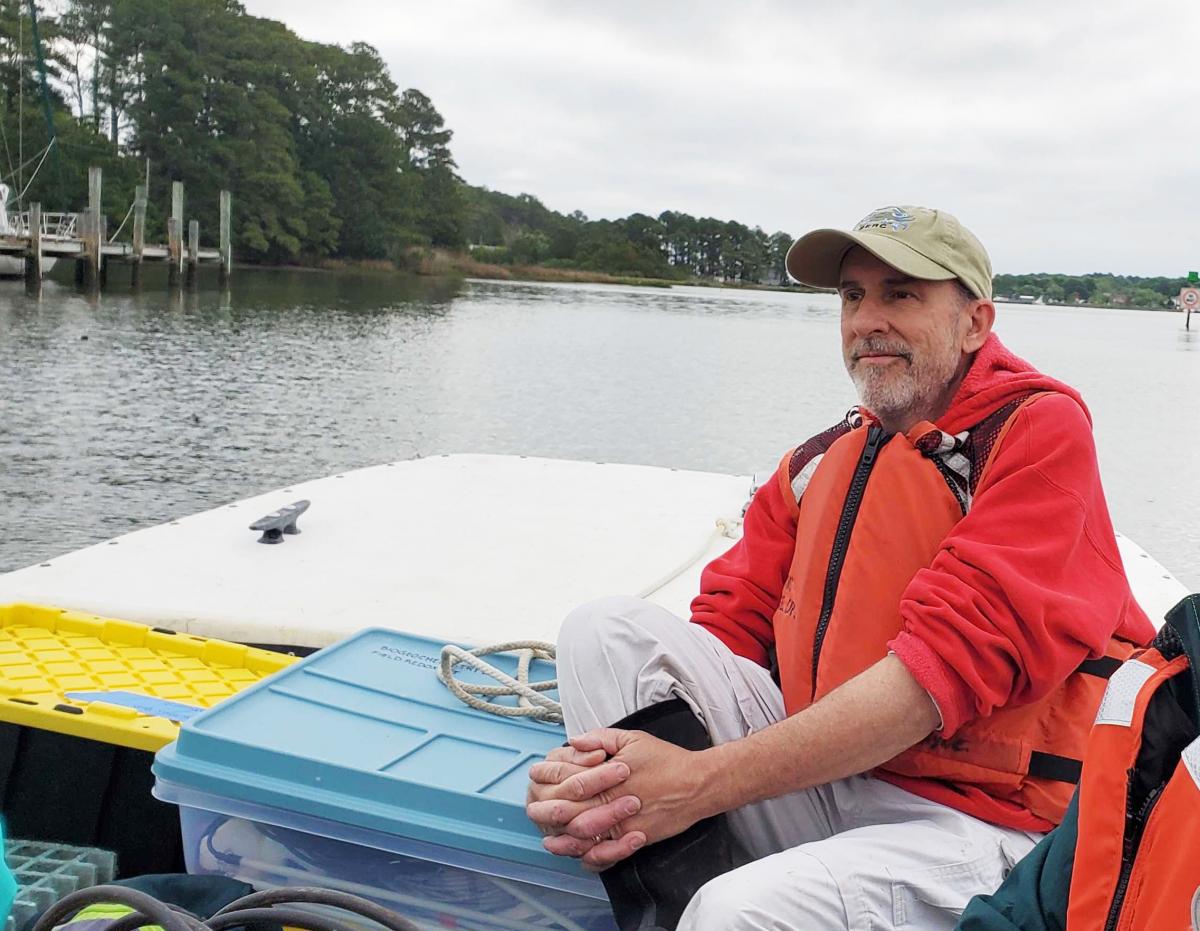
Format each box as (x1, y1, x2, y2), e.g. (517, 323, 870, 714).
(961, 300, 995, 353)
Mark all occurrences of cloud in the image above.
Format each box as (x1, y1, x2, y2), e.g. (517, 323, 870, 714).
(241, 0, 1200, 275)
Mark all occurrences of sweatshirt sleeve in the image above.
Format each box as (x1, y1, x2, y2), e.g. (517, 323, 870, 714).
(889, 393, 1151, 736)
(689, 474, 796, 668)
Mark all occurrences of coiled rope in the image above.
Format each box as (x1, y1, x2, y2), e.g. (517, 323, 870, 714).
(437, 641, 563, 724)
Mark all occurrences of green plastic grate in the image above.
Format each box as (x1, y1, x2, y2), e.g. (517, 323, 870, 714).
(5, 839, 116, 931)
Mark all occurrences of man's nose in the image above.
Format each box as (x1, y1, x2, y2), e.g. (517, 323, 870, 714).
(850, 293, 891, 337)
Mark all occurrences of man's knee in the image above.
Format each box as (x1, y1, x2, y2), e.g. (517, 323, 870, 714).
(557, 594, 680, 665)
(678, 868, 774, 931)
(559, 593, 643, 648)
(679, 853, 849, 931)
(555, 595, 691, 723)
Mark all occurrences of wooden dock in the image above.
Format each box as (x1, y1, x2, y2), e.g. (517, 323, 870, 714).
(2, 167, 231, 291)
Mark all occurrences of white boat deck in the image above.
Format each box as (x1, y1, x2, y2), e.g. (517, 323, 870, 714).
(0, 455, 754, 646)
(0, 455, 1186, 648)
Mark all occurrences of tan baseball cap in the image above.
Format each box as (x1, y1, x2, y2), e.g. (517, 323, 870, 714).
(785, 206, 993, 300)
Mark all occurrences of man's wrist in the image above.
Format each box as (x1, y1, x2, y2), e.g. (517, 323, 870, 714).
(696, 741, 752, 818)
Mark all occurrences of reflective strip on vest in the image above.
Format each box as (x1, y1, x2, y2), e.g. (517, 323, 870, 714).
(1184, 735, 1200, 790)
(791, 453, 824, 501)
(1095, 659, 1158, 726)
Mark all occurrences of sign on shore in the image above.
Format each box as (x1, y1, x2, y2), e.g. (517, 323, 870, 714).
(1182, 285, 1199, 330)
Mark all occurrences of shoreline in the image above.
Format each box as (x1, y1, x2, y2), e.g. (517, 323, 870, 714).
(245, 254, 831, 295)
(229, 258, 1183, 311)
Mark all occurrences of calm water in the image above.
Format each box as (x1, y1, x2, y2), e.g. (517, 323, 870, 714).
(1, 270, 1197, 590)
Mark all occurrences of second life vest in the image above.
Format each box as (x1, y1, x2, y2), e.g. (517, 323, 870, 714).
(771, 393, 1137, 828)
(1066, 594, 1200, 931)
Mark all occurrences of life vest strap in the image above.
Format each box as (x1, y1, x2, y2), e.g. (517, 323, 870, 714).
(1023, 653, 1136, 786)
(1028, 750, 1084, 784)
(1078, 656, 1124, 678)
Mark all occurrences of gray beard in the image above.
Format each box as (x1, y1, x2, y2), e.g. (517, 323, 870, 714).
(849, 350, 962, 427)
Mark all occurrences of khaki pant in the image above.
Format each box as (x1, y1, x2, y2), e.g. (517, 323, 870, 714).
(557, 596, 1040, 931)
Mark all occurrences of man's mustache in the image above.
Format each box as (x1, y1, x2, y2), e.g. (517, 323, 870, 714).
(851, 339, 913, 362)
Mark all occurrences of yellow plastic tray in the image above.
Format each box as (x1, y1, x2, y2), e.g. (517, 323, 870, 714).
(0, 603, 296, 751)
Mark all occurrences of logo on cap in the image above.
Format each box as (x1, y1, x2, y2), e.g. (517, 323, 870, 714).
(854, 207, 916, 233)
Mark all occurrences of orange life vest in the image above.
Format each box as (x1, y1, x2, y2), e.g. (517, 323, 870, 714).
(772, 395, 1136, 827)
(1066, 599, 1200, 931)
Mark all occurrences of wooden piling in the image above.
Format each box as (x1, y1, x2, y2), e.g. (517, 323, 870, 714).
(219, 190, 231, 287)
(169, 181, 184, 288)
(77, 212, 96, 289)
(167, 217, 181, 288)
(24, 202, 42, 290)
(86, 166, 102, 291)
(186, 219, 199, 288)
(74, 213, 87, 286)
(171, 181, 183, 235)
(131, 184, 146, 288)
(98, 216, 109, 288)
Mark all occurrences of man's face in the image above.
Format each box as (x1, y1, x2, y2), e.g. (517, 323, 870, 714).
(838, 247, 976, 428)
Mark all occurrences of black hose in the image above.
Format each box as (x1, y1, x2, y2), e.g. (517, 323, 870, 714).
(166, 904, 211, 931)
(205, 907, 354, 931)
(29, 887, 195, 931)
(73, 900, 206, 931)
(92, 912, 154, 931)
(34, 884, 425, 931)
(214, 888, 422, 931)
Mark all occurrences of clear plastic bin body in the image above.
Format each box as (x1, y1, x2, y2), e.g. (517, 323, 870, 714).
(165, 782, 617, 931)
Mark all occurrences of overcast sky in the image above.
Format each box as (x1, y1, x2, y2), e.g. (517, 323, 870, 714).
(241, 0, 1199, 277)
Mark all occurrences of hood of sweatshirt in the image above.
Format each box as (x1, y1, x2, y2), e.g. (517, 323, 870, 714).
(933, 333, 1088, 435)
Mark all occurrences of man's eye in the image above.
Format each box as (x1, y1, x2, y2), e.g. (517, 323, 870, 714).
(892, 290, 914, 300)
(842, 290, 863, 301)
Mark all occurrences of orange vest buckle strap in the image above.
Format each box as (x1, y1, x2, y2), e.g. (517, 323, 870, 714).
(771, 391, 1136, 828)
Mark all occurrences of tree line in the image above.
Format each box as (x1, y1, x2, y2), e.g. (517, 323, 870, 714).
(0, 0, 797, 282)
(994, 273, 1191, 309)
(0, 0, 464, 263)
(0, 0, 1184, 299)
(463, 187, 795, 284)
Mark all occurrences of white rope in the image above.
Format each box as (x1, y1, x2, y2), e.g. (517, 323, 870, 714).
(636, 515, 743, 598)
(0, 102, 14, 189)
(16, 139, 55, 203)
(108, 199, 136, 242)
(2, 141, 53, 196)
(437, 640, 563, 723)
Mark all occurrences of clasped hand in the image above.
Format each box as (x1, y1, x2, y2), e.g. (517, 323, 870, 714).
(525, 727, 712, 871)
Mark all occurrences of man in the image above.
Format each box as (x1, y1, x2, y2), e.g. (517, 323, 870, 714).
(526, 206, 1155, 930)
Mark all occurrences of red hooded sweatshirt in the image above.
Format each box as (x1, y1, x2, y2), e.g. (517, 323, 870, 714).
(690, 333, 1155, 831)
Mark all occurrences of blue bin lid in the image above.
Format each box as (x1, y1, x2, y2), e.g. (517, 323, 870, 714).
(153, 628, 587, 880)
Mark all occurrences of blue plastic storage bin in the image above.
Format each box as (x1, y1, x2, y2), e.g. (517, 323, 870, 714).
(153, 628, 616, 931)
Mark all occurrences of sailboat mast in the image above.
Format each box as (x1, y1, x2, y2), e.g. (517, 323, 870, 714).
(25, 0, 58, 197)
(18, 2, 22, 195)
